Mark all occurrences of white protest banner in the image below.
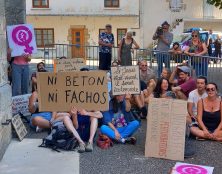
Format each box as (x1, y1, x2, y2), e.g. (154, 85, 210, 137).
(111, 66, 140, 95)
(12, 94, 31, 116)
(37, 71, 109, 112)
(172, 162, 214, 174)
(145, 98, 187, 161)
(7, 24, 37, 57)
(12, 114, 28, 141)
(54, 58, 85, 72)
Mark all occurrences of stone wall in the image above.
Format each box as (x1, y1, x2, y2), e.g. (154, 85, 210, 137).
(0, 0, 12, 160)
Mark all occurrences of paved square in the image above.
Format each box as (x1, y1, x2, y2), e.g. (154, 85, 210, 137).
(0, 139, 79, 174)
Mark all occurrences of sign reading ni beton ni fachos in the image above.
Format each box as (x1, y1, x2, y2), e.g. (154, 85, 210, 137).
(37, 71, 109, 112)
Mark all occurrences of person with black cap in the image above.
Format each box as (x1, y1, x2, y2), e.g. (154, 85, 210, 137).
(98, 24, 114, 70)
(153, 21, 173, 77)
(170, 65, 196, 100)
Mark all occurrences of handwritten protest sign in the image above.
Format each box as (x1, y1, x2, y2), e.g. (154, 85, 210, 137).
(37, 71, 108, 112)
(172, 162, 214, 174)
(7, 24, 37, 57)
(145, 98, 187, 161)
(54, 58, 85, 72)
(12, 94, 31, 116)
(12, 114, 28, 141)
(111, 66, 140, 95)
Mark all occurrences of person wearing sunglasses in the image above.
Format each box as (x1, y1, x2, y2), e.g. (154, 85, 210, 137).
(128, 60, 156, 119)
(152, 21, 173, 77)
(184, 30, 208, 77)
(139, 60, 156, 86)
(190, 83, 222, 141)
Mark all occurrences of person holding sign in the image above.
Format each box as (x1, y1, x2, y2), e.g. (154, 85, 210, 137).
(54, 107, 103, 153)
(7, 48, 31, 96)
(148, 79, 195, 158)
(28, 91, 54, 132)
(31, 62, 47, 92)
(190, 83, 222, 141)
(118, 30, 139, 66)
(100, 93, 140, 144)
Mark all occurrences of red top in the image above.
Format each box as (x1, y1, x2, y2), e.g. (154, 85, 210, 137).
(178, 77, 196, 97)
(13, 55, 29, 65)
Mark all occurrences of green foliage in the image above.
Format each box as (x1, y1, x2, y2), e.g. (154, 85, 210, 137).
(207, 0, 222, 9)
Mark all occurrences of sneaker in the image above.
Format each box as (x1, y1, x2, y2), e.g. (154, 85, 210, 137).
(125, 137, 137, 145)
(36, 126, 43, 133)
(119, 138, 126, 144)
(85, 142, 93, 152)
(196, 137, 206, 141)
(78, 142, 85, 153)
(184, 137, 195, 158)
(140, 107, 147, 119)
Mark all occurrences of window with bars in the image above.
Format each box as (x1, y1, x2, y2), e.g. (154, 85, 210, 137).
(104, 0, 119, 8)
(117, 28, 127, 45)
(32, 0, 49, 8)
(34, 28, 54, 47)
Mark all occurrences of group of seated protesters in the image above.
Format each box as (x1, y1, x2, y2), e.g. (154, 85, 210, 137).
(28, 58, 222, 154)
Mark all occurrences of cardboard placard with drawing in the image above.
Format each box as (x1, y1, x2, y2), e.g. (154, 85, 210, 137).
(54, 58, 85, 72)
(145, 98, 187, 161)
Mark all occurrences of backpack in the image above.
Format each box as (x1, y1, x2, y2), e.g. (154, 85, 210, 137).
(39, 121, 78, 152)
(96, 133, 113, 149)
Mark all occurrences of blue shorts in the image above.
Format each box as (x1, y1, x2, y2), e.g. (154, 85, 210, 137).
(30, 112, 52, 128)
(77, 115, 90, 142)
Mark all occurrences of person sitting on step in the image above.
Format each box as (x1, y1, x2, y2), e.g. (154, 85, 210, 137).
(100, 92, 140, 144)
(190, 82, 222, 141)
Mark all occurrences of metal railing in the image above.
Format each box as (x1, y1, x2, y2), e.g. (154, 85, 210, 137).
(43, 44, 222, 89)
(43, 44, 152, 69)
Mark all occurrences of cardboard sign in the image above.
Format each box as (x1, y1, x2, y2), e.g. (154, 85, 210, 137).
(54, 58, 85, 72)
(37, 71, 109, 112)
(12, 94, 31, 116)
(145, 98, 187, 161)
(111, 66, 140, 95)
(11, 114, 28, 141)
(172, 162, 214, 174)
(7, 24, 37, 57)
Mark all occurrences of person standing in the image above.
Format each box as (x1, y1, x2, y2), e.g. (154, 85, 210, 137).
(207, 38, 213, 57)
(118, 30, 139, 66)
(153, 21, 173, 77)
(214, 38, 221, 59)
(7, 48, 31, 96)
(184, 30, 208, 77)
(98, 24, 114, 70)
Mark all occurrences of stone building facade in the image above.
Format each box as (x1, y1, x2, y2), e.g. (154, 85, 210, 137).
(0, 0, 12, 160)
